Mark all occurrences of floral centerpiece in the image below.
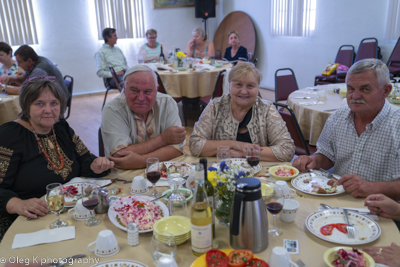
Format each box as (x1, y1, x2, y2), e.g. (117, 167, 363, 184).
(208, 161, 249, 226)
(176, 51, 186, 67)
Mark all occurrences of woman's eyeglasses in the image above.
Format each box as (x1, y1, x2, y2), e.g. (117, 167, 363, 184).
(26, 76, 56, 82)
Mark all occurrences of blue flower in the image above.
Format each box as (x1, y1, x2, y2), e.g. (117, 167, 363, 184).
(220, 161, 230, 172)
(208, 166, 217, 171)
(234, 171, 246, 179)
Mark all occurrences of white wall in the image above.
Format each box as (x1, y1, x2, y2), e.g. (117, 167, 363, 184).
(220, 0, 397, 90)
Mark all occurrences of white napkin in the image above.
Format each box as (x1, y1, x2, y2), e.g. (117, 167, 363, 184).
(66, 177, 112, 187)
(298, 101, 325, 106)
(292, 91, 318, 95)
(318, 207, 379, 221)
(12, 226, 75, 249)
(195, 64, 216, 71)
(222, 68, 232, 95)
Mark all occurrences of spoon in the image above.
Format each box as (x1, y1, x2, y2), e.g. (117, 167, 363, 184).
(48, 254, 86, 267)
(320, 203, 332, 209)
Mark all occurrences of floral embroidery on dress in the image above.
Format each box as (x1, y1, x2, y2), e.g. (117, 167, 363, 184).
(0, 147, 13, 182)
(72, 134, 89, 156)
(43, 136, 72, 180)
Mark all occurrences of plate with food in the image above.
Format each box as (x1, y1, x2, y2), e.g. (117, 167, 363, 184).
(212, 158, 262, 174)
(324, 246, 375, 267)
(268, 165, 299, 181)
(190, 249, 266, 267)
(91, 260, 148, 267)
(306, 209, 381, 245)
(44, 183, 86, 207)
(291, 172, 344, 195)
(160, 161, 193, 178)
(108, 195, 169, 233)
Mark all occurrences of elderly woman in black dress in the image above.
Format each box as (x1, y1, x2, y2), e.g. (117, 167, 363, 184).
(0, 77, 114, 241)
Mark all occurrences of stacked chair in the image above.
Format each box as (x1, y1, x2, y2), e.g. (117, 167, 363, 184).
(387, 37, 400, 77)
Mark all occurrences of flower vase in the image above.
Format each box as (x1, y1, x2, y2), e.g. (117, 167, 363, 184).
(215, 198, 233, 226)
(177, 59, 183, 68)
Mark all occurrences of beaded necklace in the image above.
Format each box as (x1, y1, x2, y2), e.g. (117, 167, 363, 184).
(29, 122, 65, 170)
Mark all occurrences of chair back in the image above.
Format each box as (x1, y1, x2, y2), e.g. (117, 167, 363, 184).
(155, 71, 167, 94)
(335, 45, 355, 67)
(355, 37, 378, 62)
(109, 65, 122, 92)
(215, 49, 222, 60)
(213, 70, 226, 99)
(98, 128, 105, 157)
(388, 37, 400, 65)
(275, 68, 299, 102)
(63, 75, 74, 119)
(274, 102, 310, 155)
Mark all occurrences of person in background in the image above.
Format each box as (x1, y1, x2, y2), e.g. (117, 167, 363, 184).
(94, 28, 128, 88)
(0, 77, 113, 241)
(293, 59, 400, 200)
(223, 31, 248, 64)
(0, 45, 70, 99)
(138, 29, 165, 63)
(0, 42, 24, 84)
(185, 28, 215, 59)
(101, 65, 186, 170)
(189, 62, 295, 161)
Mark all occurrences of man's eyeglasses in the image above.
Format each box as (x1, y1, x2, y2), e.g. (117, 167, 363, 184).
(26, 76, 56, 82)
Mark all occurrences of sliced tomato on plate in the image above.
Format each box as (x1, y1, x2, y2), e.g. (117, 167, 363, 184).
(227, 249, 253, 267)
(335, 223, 348, 234)
(206, 249, 228, 263)
(320, 223, 336, 236)
(208, 258, 228, 267)
(248, 259, 269, 267)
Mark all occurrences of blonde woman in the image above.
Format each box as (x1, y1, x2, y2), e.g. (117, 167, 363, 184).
(138, 29, 165, 63)
(223, 31, 248, 63)
(185, 28, 215, 59)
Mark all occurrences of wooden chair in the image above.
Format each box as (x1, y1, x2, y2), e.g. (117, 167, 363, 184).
(275, 68, 299, 103)
(199, 70, 226, 112)
(102, 65, 122, 109)
(63, 75, 74, 119)
(387, 37, 400, 77)
(274, 102, 317, 156)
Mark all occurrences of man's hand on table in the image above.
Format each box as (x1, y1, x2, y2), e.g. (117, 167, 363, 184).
(292, 155, 317, 172)
(9, 197, 48, 219)
(110, 150, 144, 169)
(91, 157, 115, 173)
(364, 194, 400, 220)
(160, 126, 186, 145)
(337, 174, 373, 197)
(363, 242, 400, 267)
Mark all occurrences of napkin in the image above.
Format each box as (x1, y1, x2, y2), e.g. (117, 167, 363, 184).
(194, 64, 216, 71)
(298, 101, 325, 106)
(292, 91, 318, 95)
(146, 63, 172, 72)
(66, 177, 112, 187)
(12, 226, 75, 249)
(318, 207, 379, 221)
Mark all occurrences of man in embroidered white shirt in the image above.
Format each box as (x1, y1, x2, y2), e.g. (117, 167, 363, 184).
(94, 28, 128, 87)
(101, 65, 186, 169)
(293, 59, 400, 200)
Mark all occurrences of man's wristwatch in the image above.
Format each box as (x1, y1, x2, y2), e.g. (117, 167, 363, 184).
(1, 85, 6, 93)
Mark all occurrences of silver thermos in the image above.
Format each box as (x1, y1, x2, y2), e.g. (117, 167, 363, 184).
(230, 177, 269, 252)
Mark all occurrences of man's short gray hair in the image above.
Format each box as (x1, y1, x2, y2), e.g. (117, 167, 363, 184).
(346, 58, 390, 88)
(123, 65, 158, 89)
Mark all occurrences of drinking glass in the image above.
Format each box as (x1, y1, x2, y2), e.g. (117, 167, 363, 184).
(147, 157, 161, 197)
(82, 181, 101, 227)
(265, 187, 285, 237)
(46, 183, 68, 229)
(217, 146, 230, 164)
(246, 147, 261, 176)
(150, 231, 177, 263)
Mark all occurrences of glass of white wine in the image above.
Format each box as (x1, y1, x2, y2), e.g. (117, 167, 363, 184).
(46, 183, 68, 229)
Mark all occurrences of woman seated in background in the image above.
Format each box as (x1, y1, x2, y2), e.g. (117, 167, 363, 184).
(223, 31, 248, 64)
(0, 77, 114, 241)
(189, 62, 295, 162)
(185, 28, 215, 59)
(0, 42, 23, 92)
(138, 29, 165, 63)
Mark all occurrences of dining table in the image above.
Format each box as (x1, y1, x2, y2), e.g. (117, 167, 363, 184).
(0, 94, 21, 126)
(287, 83, 400, 146)
(156, 64, 232, 99)
(0, 154, 399, 267)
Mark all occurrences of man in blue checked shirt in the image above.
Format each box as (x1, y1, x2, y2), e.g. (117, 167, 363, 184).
(94, 28, 128, 88)
(293, 59, 400, 200)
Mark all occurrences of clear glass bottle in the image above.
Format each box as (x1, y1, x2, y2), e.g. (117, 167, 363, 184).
(191, 163, 213, 256)
(200, 158, 215, 238)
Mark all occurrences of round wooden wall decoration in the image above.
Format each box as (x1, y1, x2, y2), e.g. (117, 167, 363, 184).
(213, 11, 256, 56)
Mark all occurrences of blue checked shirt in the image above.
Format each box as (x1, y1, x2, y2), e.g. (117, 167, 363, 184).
(94, 44, 128, 78)
(316, 100, 400, 182)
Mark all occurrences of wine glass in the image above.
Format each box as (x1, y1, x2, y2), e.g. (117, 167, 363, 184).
(147, 157, 161, 197)
(246, 147, 261, 176)
(150, 231, 177, 263)
(82, 180, 101, 227)
(265, 186, 285, 237)
(46, 183, 68, 229)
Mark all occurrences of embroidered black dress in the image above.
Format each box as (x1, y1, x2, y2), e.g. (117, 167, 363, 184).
(0, 119, 108, 240)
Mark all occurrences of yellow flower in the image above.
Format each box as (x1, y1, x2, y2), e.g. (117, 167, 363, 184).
(207, 171, 218, 187)
(176, 51, 186, 59)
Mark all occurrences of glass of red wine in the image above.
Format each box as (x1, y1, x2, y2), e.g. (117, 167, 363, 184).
(246, 147, 261, 176)
(82, 180, 101, 227)
(265, 186, 285, 237)
(147, 157, 161, 197)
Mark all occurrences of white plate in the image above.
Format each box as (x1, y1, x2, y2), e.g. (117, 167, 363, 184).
(305, 209, 381, 245)
(91, 259, 148, 267)
(108, 195, 169, 233)
(161, 161, 193, 178)
(291, 172, 344, 196)
(212, 158, 262, 174)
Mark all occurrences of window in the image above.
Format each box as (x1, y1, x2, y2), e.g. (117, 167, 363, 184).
(386, 0, 400, 40)
(94, 0, 145, 40)
(0, 0, 38, 46)
(271, 0, 316, 37)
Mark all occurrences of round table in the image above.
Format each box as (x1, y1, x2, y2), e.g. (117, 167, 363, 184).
(287, 84, 400, 146)
(1, 155, 399, 267)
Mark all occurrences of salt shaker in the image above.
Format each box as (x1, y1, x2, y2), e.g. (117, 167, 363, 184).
(127, 222, 139, 246)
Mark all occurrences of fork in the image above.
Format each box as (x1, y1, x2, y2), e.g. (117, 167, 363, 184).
(344, 209, 355, 239)
(319, 168, 336, 180)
